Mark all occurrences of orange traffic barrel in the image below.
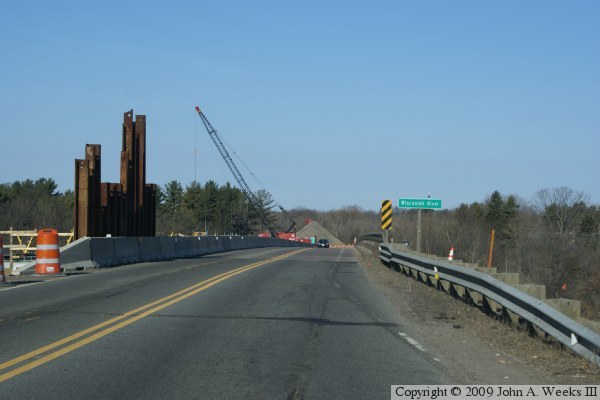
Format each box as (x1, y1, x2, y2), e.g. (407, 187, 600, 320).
(0, 235, 5, 283)
(36, 229, 61, 274)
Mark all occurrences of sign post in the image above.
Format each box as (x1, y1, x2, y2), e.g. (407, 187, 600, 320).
(381, 200, 392, 242)
(417, 209, 422, 252)
(397, 197, 442, 253)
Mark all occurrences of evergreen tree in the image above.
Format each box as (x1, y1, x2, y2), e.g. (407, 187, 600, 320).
(485, 191, 519, 236)
(161, 181, 184, 216)
(485, 191, 505, 230)
(252, 189, 278, 233)
(202, 180, 219, 234)
(183, 181, 203, 217)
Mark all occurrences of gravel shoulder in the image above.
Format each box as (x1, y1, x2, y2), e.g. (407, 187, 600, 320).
(354, 243, 600, 384)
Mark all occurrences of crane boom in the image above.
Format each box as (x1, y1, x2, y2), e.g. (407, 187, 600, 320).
(194, 105, 286, 236)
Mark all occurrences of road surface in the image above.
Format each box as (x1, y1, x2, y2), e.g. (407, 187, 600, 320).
(0, 247, 452, 399)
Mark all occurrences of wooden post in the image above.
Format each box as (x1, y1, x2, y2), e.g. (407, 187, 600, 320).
(9, 226, 13, 271)
(487, 229, 495, 268)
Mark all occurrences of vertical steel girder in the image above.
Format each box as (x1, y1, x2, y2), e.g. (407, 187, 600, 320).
(74, 110, 156, 239)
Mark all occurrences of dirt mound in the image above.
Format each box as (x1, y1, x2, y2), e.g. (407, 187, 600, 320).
(296, 220, 344, 246)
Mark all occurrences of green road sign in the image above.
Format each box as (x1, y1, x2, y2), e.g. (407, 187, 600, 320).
(398, 198, 442, 209)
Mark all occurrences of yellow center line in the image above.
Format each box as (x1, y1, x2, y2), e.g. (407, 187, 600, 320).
(0, 248, 306, 382)
(0, 259, 258, 371)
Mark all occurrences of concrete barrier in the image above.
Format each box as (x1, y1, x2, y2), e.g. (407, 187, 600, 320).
(189, 237, 201, 257)
(489, 272, 520, 285)
(91, 238, 118, 267)
(581, 318, 600, 335)
(204, 236, 217, 254)
(174, 237, 191, 258)
(138, 237, 163, 262)
(231, 236, 242, 251)
(544, 298, 581, 320)
(159, 237, 177, 259)
(13, 235, 312, 275)
(222, 237, 232, 252)
(197, 237, 211, 256)
(214, 236, 224, 253)
(60, 237, 95, 271)
(114, 237, 141, 264)
(512, 284, 546, 300)
(185, 237, 197, 257)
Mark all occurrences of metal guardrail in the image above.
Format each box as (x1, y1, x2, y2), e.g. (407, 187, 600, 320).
(356, 233, 383, 244)
(378, 243, 600, 367)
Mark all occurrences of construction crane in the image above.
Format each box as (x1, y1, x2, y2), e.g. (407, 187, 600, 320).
(194, 105, 296, 237)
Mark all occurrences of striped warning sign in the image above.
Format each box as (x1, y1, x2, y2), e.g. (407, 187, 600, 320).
(381, 200, 392, 230)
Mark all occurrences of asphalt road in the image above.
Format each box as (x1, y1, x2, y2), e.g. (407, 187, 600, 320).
(0, 247, 452, 399)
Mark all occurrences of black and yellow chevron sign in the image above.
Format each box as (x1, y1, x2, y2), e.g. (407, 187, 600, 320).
(381, 200, 392, 230)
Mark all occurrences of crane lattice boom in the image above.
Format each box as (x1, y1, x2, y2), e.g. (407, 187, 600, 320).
(194, 106, 285, 236)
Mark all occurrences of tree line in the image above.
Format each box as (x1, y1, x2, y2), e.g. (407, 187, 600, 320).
(386, 187, 600, 320)
(0, 178, 74, 231)
(1, 179, 598, 318)
(156, 180, 277, 235)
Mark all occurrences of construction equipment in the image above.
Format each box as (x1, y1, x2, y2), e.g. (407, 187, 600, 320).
(194, 105, 296, 237)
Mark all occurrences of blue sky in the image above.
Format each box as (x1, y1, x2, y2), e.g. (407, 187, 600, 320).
(1, 1, 598, 211)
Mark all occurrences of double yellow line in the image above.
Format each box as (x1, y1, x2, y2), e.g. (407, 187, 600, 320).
(0, 248, 306, 382)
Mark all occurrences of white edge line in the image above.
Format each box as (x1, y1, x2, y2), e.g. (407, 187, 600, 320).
(397, 332, 427, 352)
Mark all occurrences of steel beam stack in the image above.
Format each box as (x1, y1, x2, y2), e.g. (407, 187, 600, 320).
(74, 144, 101, 238)
(74, 110, 156, 239)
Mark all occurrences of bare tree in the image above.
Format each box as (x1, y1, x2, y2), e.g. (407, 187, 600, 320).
(532, 187, 588, 237)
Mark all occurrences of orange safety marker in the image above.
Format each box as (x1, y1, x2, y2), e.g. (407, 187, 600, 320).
(36, 229, 61, 275)
(448, 247, 454, 261)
